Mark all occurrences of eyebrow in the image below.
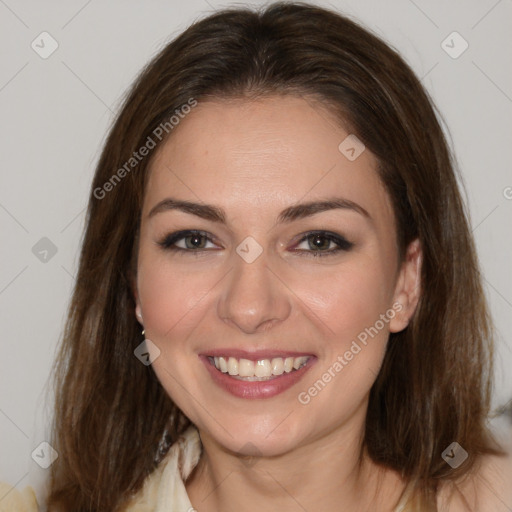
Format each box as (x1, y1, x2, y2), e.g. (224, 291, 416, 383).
(148, 197, 371, 224)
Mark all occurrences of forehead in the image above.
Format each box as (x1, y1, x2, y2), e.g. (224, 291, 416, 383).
(143, 95, 393, 225)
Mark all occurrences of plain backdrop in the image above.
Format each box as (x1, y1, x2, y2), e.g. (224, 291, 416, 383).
(1, 0, 511, 502)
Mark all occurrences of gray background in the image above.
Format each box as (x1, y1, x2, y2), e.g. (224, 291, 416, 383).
(1, 0, 511, 502)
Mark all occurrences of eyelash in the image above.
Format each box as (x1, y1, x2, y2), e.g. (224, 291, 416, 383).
(157, 230, 354, 258)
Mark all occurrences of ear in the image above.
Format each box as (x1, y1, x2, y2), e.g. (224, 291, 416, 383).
(132, 281, 144, 326)
(389, 238, 422, 333)
(135, 302, 143, 326)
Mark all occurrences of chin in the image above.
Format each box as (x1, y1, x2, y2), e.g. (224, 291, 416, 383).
(198, 413, 310, 458)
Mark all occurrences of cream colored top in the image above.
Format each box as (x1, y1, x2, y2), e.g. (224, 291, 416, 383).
(0, 426, 414, 511)
(123, 425, 203, 511)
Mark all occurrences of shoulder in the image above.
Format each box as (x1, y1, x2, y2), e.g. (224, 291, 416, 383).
(0, 482, 39, 512)
(438, 431, 512, 511)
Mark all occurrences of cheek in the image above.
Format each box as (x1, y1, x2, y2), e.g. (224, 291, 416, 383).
(136, 253, 219, 413)
(291, 255, 393, 343)
(137, 253, 221, 341)
(293, 271, 392, 420)
(292, 257, 393, 392)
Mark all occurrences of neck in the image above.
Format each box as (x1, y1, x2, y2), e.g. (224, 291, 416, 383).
(185, 403, 405, 512)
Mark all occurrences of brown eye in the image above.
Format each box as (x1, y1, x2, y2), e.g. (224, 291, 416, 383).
(307, 234, 333, 251)
(183, 233, 208, 249)
(158, 230, 217, 251)
(293, 231, 353, 257)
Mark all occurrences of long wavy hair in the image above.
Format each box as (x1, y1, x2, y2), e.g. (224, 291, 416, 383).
(47, 2, 500, 510)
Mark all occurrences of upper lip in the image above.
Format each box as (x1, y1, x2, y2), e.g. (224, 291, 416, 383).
(200, 348, 315, 361)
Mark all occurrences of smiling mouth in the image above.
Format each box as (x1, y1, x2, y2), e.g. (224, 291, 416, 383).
(207, 355, 310, 381)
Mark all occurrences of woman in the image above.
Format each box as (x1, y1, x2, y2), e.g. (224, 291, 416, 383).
(3, 2, 510, 511)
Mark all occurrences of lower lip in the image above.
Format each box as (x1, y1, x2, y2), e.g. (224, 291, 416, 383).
(200, 356, 316, 399)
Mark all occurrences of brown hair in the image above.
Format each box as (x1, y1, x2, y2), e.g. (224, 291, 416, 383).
(48, 2, 500, 510)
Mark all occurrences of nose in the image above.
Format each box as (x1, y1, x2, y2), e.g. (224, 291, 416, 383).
(217, 246, 292, 334)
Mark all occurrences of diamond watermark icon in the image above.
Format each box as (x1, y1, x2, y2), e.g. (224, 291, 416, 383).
(236, 236, 263, 264)
(134, 339, 161, 366)
(441, 442, 468, 469)
(31, 441, 58, 469)
(31, 31, 59, 59)
(237, 441, 263, 468)
(441, 32, 468, 59)
(32, 237, 58, 263)
(338, 134, 365, 161)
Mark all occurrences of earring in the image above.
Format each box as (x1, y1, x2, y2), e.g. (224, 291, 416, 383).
(141, 329, 145, 336)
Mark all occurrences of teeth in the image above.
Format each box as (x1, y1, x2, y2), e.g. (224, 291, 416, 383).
(211, 355, 309, 377)
(284, 357, 294, 372)
(271, 358, 284, 375)
(293, 357, 304, 370)
(218, 356, 228, 373)
(255, 359, 271, 377)
(239, 359, 255, 377)
(227, 357, 238, 376)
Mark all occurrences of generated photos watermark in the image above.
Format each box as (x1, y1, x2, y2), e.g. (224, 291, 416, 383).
(94, 98, 198, 200)
(298, 302, 403, 405)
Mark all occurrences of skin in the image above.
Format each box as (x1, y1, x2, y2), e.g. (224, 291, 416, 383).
(134, 95, 423, 511)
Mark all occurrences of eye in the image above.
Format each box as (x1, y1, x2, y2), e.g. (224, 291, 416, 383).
(292, 231, 353, 257)
(157, 230, 218, 252)
(157, 229, 353, 257)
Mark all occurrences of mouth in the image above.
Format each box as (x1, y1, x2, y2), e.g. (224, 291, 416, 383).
(207, 355, 310, 381)
(200, 350, 316, 399)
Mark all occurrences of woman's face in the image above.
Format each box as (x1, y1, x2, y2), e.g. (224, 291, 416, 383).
(135, 95, 420, 457)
